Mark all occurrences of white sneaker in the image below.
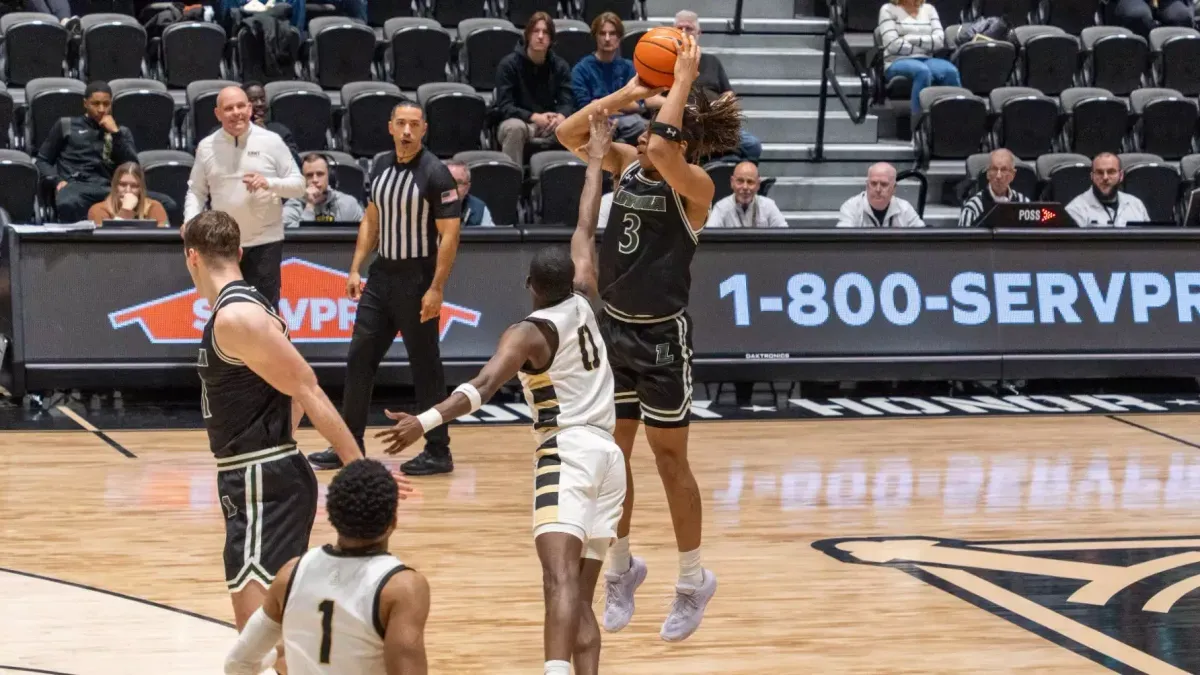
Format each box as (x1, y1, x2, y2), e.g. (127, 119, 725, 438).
(660, 568, 717, 642)
(602, 556, 647, 633)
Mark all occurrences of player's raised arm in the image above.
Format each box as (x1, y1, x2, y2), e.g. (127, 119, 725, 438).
(556, 77, 659, 175)
(381, 569, 431, 675)
(223, 557, 297, 674)
(646, 35, 716, 221)
(214, 304, 362, 466)
(374, 321, 550, 454)
(571, 111, 613, 299)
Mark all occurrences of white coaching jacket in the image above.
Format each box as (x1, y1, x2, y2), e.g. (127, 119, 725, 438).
(1065, 188, 1150, 228)
(835, 192, 926, 228)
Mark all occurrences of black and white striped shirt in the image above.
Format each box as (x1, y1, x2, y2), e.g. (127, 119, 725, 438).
(958, 186, 1030, 227)
(369, 149, 461, 260)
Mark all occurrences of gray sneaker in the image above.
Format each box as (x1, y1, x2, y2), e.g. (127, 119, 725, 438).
(602, 556, 647, 633)
(659, 568, 717, 642)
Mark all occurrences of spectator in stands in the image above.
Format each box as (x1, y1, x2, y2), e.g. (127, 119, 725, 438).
(493, 11, 575, 166)
(652, 10, 762, 162)
(877, 0, 961, 116)
(36, 81, 141, 223)
(958, 149, 1030, 227)
(282, 153, 363, 227)
(1110, 0, 1194, 39)
(243, 82, 300, 162)
(220, 0, 366, 32)
(445, 160, 494, 227)
(88, 162, 169, 227)
(572, 12, 645, 145)
(25, 0, 76, 25)
(706, 161, 787, 228)
(836, 162, 925, 227)
(1066, 153, 1149, 228)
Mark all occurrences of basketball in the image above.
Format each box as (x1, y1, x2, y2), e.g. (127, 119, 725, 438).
(633, 27, 684, 89)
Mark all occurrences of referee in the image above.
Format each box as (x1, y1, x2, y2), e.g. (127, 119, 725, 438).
(307, 101, 463, 475)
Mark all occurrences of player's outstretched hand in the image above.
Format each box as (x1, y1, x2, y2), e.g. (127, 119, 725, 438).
(394, 473, 416, 500)
(375, 409, 424, 455)
(587, 109, 613, 161)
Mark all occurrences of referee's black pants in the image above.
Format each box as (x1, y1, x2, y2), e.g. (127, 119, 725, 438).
(342, 256, 449, 456)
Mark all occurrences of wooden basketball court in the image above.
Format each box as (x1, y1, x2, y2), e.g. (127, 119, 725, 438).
(4, 413, 1200, 674)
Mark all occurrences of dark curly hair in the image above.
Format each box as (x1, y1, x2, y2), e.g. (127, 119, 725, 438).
(681, 87, 744, 163)
(326, 459, 398, 541)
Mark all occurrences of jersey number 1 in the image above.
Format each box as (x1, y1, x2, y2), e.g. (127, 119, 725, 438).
(318, 599, 335, 664)
(578, 326, 601, 371)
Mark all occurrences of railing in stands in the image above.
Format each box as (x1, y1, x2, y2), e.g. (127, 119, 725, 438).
(895, 168, 929, 218)
(733, 0, 745, 34)
(813, 0, 871, 161)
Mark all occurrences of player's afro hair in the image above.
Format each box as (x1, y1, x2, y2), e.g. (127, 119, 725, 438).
(326, 459, 398, 541)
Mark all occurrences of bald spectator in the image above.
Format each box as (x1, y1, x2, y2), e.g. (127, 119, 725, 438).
(445, 160, 494, 227)
(958, 149, 1030, 227)
(836, 162, 925, 228)
(706, 161, 787, 228)
(1066, 153, 1149, 228)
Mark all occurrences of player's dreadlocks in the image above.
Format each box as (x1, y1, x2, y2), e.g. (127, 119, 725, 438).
(326, 459, 398, 541)
(681, 88, 744, 163)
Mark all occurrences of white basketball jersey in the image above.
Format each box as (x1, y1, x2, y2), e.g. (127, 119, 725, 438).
(281, 545, 408, 675)
(518, 293, 616, 444)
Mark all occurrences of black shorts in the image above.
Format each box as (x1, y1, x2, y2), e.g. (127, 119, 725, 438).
(598, 310, 693, 428)
(216, 447, 317, 592)
(239, 240, 283, 309)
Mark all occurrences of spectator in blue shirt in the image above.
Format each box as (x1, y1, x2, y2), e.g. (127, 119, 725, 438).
(571, 12, 647, 145)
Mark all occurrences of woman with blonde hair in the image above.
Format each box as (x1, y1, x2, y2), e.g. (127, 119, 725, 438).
(877, 0, 961, 116)
(88, 162, 169, 226)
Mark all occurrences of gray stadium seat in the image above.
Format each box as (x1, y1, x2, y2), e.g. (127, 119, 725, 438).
(452, 150, 522, 225)
(339, 82, 406, 157)
(553, 19, 595, 68)
(1043, 0, 1100, 35)
(964, 152, 1038, 201)
(384, 18, 451, 90)
(1181, 153, 1200, 185)
(989, 87, 1057, 160)
(307, 16, 377, 90)
(978, 0, 1034, 27)
(1013, 25, 1079, 96)
(619, 21, 658, 61)
(1130, 88, 1197, 160)
(139, 149, 195, 226)
(705, 160, 737, 205)
(23, 77, 85, 154)
(506, 0, 558, 27)
(417, 82, 486, 157)
(1058, 87, 1128, 157)
(1150, 27, 1200, 96)
(266, 80, 332, 153)
(1119, 153, 1180, 222)
(531, 150, 585, 226)
(580, 0, 635, 23)
(1080, 26, 1148, 96)
(79, 13, 146, 82)
(431, 0, 487, 28)
(916, 86, 987, 160)
(185, 79, 239, 149)
(947, 26, 1016, 95)
(458, 18, 522, 90)
(0, 149, 40, 223)
(110, 78, 174, 151)
(235, 15, 300, 85)
(0, 13, 67, 86)
(1036, 152, 1092, 201)
(0, 83, 14, 149)
(159, 22, 228, 89)
(369, 0, 416, 26)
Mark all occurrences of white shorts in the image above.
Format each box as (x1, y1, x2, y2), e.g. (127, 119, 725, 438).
(532, 427, 626, 561)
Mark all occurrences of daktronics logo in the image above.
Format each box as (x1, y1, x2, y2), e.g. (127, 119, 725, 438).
(107, 258, 482, 344)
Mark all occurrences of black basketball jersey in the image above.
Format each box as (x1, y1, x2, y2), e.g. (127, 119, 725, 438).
(197, 281, 295, 460)
(598, 161, 700, 322)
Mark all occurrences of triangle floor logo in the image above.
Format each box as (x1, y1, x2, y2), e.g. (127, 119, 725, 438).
(812, 535, 1200, 674)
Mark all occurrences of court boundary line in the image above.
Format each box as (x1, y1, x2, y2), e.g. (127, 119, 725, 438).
(0, 666, 76, 675)
(0, 567, 233, 629)
(1106, 415, 1200, 450)
(52, 405, 137, 458)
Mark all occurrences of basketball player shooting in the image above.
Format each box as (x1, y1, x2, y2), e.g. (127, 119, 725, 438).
(375, 243, 626, 675)
(224, 459, 430, 675)
(556, 33, 742, 641)
(184, 211, 403, 672)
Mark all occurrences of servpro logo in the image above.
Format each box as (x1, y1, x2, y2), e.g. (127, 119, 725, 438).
(107, 258, 482, 344)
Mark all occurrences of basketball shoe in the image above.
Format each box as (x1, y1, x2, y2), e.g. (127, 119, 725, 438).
(603, 556, 647, 632)
(660, 568, 717, 642)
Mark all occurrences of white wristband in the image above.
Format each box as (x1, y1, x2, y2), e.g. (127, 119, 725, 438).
(416, 408, 444, 433)
(453, 383, 483, 413)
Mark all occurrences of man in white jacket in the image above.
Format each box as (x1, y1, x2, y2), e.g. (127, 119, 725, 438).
(1065, 153, 1150, 228)
(835, 162, 925, 228)
(705, 161, 787, 228)
(184, 86, 306, 308)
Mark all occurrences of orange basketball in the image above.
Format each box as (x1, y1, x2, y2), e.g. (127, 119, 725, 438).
(633, 27, 684, 89)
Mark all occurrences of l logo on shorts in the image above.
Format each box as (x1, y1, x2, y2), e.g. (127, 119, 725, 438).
(655, 343, 674, 365)
(221, 495, 238, 519)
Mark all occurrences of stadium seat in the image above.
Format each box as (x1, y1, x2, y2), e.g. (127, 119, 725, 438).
(110, 78, 174, 151)
(23, 78, 85, 154)
(431, 0, 487, 28)
(705, 160, 737, 204)
(384, 18, 452, 90)
(580, 0, 636, 23)
(1035, 152, 1091, 201)
(1079, 26, 1148, 96)
(915, 86, 987, 160)
(0, 13, 67, 86)
(946, 26, 1016, 95)
(1150, 27, 1200, 96)
(235, 16, 300, 85)
(307, 16, 377, 90)
(620, 22, 658, 61)
(1058, 87, 1128, 157)
(159, 22, 228, 89)
(369, 0, 416, 26)
(185, 79, 239, 149)
(1129, 88, 1197, 160)
(989, 87, 1057, 160)
(339, 82, 407, 157)
(0, 84, 14, 149)
(417, 82, 487, 157)
(319, 149, 366, 204)
(266, 81, 332, 153)
(872, 26, 912, 103)
(1013, 25, 1079, 96)
(977, 0, 1034, 27)
(1181, 153, 1200, 186)
(506, 0, 559, 27)
(964, 152, 1038, 200)
(452, 150, 523, 225)
(0, 150, 40, 223)
(139, 149, 194, 226)
(530, 150, 585, 225)
(1119, 153, 1180, 222)
(845, 0, 879, 32)
(458, 18, 522, 91)
(1043, 0, 1100, 35)
(79, 14, 146, 82)
(553, 19, 595, 68)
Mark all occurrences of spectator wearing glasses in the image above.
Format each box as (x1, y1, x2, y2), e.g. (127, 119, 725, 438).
(88, 162, 169, 227)
(282, 153, 364, 227)
(493, 11, 575, 166)
(572, 12, 645, 145)
(958, 149, 1030, 228)
(1066, 153, 1149, 228)
(877, 0, 961, 116)
(706, 161, 787, 228)
(445, 160, 494, 227)
(836, 162, 925, 228)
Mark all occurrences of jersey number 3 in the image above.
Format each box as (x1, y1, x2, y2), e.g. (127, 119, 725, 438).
(318, 599, 335, 664)
(578, 326, 602, 372)
(619, 213, 640, 255)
